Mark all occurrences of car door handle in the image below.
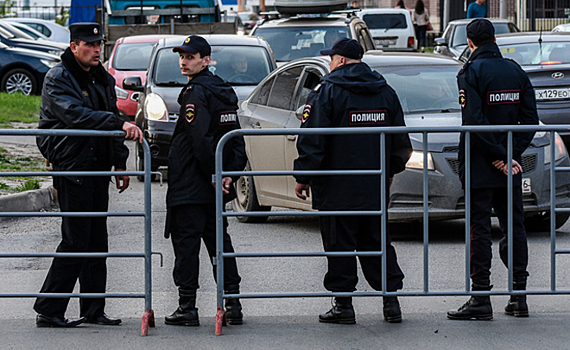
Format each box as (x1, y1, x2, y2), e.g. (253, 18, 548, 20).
(252, 122, 262, 129)
(286, 135, 297, 141)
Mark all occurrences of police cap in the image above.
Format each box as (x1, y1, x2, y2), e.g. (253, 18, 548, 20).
(69, 22, 105, 42)
(466, 18, 495, 45)
(320, 37, 364, 60)
(173, 35, 211, 56)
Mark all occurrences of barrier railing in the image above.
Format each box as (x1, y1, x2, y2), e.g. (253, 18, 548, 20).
(0, 129, 159, 336)
(213, 124, 570, 335)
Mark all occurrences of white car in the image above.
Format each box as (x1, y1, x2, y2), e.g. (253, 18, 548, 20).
(356, 8, 417, 51)
(3, 18, 69, 43)
(552, 23, 570, 32)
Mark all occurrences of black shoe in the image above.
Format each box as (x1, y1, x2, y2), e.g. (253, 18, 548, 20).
(165, 307, 199, 326)
(447, 296, 493, 320)
(225, 298, 243, 325)
(319, 297, 356, 324)
(36, 314, 85, 328)
(383, 296, 402, 323)
(85, 313, 122, 325)
(505, 282, 528, 317)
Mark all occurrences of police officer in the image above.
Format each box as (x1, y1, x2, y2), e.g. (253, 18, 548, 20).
(34, 22, 143, 327)
(164, 35, 247, 326)
(294, 38, 412, 324)
(447, 18, 539, 320)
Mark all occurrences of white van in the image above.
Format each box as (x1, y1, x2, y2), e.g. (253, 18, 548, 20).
(356, 8, 417, 51)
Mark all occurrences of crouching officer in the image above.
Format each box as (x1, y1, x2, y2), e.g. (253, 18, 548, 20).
(294, 38, 412, 324)
(164, 35, 247, 326)
(447, 19, 539, 321)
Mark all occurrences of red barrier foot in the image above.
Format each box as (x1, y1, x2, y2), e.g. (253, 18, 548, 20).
(215, 307, 225, 336)
(141, 309, 155, 336)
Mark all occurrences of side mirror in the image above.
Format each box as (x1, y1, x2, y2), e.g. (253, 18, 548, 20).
(434, 37, 448, 46)
(295, 105, 305, 121)
(123, 76, 144, 92)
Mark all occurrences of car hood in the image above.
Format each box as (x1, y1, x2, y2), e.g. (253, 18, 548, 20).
(5, 45, 60, 60)
(404, 111, 462, 152)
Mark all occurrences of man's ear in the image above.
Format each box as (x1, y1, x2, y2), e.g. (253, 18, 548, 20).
(203, 55, 212, 68)
(467, 38, 475, 52)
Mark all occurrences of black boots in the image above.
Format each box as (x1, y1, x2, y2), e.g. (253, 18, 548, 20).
(447, 284, 493, 320)
(383, 296, 402, 323)
(319, 297, 356, 324)
(224, 285, 243, 325)
(165, 289, 199, 326)
(505, 282, 529, 317)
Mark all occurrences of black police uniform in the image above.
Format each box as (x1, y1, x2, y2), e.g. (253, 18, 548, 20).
(165, 68, 247, 292)
(34, 47, 128, 320)
(294, 62, 412, 293)
(457, 42, 539, 286)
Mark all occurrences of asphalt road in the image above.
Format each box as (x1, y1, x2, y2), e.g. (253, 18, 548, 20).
(1, 141, 570, 349)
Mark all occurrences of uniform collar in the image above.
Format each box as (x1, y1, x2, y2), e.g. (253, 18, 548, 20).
(469, 42, 502, 62)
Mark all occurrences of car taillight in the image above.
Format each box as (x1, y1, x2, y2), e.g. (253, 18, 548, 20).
(408, 37, 415, 48)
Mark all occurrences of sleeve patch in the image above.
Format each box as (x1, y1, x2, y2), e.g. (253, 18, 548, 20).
(185, 104, 195, 123)
(459, 89, 466, 108)
(219, 111, 237, 125)
(302, 104, 311, 124)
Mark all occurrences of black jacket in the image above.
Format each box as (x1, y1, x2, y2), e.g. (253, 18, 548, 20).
(166, 69, 247, 207)
(36, 48, 128, 180)
(458, 43, 539, 189)
(293, 62, 412, 211)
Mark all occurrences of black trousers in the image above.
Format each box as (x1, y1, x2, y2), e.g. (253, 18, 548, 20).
(470, 187, 529, 285)
(34, 176, 109, 319)
(167, 203, 241, 291)
(319, 215, 404, 292)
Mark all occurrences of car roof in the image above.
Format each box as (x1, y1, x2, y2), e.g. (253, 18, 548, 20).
(363, 51, 463, 67)
(118, 34, 179, 44)
(254, 15, 352, 28)
(495, 31, 570, 44)
(358, 8, 411, 15)
(448, 18, 513, 25)
(160, 34, 272, 48)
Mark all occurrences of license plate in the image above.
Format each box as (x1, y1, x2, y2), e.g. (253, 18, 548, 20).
(522, 178, 531, 194)
(374, 39, 397, 47)
(535, 87, 570, 101)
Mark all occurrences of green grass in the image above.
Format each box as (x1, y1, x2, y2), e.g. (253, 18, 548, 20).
(15, 180, 41, 192)
(0, 92, 41, 128)
(0, 149, 45, 193)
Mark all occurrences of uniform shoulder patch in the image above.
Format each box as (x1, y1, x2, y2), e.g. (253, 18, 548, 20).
(185, 103, 195, 123)
(459, 89, 466, 108)
(82, 91, 89, 96)
(301, 104, 311, 124)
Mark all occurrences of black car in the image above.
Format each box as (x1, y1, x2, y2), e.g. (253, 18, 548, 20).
(0, 41, 60, 95)
(459, 32, 570, 145)
(0, 21, 67, 56)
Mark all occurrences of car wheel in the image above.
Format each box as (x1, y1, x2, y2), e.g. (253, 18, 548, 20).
(524, 212, 570, 232)
(231, 162, 271, 223)
(1, 68, 37, 95)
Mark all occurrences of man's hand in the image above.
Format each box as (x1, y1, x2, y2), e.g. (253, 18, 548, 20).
(115, 169, 130, 193)
(493, 159, 522, 175)
(122, 122, 144, 143)
(295, 183, 310, 200)
(222, 177, 232, 195)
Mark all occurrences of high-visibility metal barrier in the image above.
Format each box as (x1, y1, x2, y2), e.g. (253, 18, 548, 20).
(213, 124, 570, 335)
(0, 129, 160, 336)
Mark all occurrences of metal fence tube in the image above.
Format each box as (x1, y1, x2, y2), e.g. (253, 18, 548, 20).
(214, 131, 226, 336)
(0, 212, 144, 217)
(551, 131, 557, 291)
(0, 253, 144, 258)
(381, 132, 387, 294)
(423, 132, 429, 293)
(507, 131, 514, 291)
(465, 131, 471, 292)
(224, 210, 382, 217)
(0, 293, 145, 298)
(223, 251, 384, 258)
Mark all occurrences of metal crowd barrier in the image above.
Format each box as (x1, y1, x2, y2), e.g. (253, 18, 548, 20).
(0, 129, 159, 336)
(213, 124, 570, 335)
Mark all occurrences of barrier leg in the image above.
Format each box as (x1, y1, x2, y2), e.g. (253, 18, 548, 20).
(140, 309, 155, 336)
(215, 307, 226, 335)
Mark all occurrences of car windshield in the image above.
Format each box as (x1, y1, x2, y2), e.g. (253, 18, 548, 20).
(453, 23, 515, 47)
(372, 65, 461, 114)
(154, 45, 272, 86)
(362, 13, 407, 30)
(254, 27, 349, 61)
(113, 42, 156, 70)
(498, 41, 570, 65)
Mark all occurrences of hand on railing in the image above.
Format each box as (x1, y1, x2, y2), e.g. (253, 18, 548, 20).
(122, 122, 144, 143)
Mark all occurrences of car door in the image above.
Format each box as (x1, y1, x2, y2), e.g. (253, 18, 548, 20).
(241, 65, 304, 205)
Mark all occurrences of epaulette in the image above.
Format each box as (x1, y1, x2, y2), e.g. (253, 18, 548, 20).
(504, 57, 523, 69)
(457, 60, 471, 76)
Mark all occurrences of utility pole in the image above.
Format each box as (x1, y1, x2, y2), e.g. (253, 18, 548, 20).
(500, 0, 506, 18)
(238, 0, 246, 12)
(443, 0, 450, 31)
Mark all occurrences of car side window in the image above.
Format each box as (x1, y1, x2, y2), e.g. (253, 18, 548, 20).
(250, 76, 276, 106)
(295, 69, 322, 110)
(267, 66, 303, 110)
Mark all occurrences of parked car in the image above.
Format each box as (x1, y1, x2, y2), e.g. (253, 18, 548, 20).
(274, 0, 346, 14)
(221, 11, 246, 35)
(458, 32, 570, 146)
(6, 21, 50, 40)
(123, 34, 277, 179)
(233, 52, 570, 230)
(434, 18, 519, 58)
(3, 18, 70, 43)
(356, 8, 417, 51)
(0, 41, 60, 95)
(552, 23, 570, 32)
(250, 12, 375, 64)
(104, 34, 177, 121)
(0, 22, 67, 56)
(238, 11, 259, 32)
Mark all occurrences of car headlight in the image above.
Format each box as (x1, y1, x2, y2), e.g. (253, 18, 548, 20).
(144, 93, 167, 121)
(237, 30, 245, 36)
(40, 59, 59, 68)
(115, 85, 129, 100)
(48, 50, 63, 56)
(544, 132, 567, 164)
(406, 150, 435, 170)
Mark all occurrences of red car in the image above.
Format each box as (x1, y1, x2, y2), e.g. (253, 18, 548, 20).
(105, 34, 177, 121)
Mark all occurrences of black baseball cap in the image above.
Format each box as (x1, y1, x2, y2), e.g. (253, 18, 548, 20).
(320, 37, 364, 60)
(466, 18, 495, 44)
(173, 35, 211, 56)
(69, 22, 105, 42)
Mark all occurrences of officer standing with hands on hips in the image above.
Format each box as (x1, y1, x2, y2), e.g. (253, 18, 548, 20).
(447, 18, 539, 321)
(294, 38, 412, 324)
(164, 35, 247, 327)
(34, 22, 143, 328)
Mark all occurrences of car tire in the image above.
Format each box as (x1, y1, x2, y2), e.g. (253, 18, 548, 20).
(231, 162, 271, 223)
(1, 68, 37, 95)
(524, 212, 570, 232)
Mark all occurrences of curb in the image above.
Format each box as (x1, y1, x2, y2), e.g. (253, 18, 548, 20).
(0, 186, 58, 221)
